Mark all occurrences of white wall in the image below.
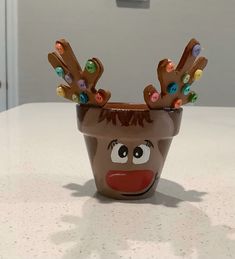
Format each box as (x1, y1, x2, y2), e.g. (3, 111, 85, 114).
(0, 0, 6, 111)
(16, 0, 235, 106)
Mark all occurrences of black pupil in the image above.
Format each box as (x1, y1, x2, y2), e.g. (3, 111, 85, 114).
(133, 147, 143, 158)
(118, 145, 128, 158)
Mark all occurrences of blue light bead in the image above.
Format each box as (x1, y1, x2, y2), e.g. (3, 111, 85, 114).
(65, 74, 73, 84)
(77, 79, 87, 89)
(167, 82, 178, 94)
(182, 84, 191, 95)
(192, 44, 201, 57)
(55, 67, 64, 77)
(80, 92, 89, 104)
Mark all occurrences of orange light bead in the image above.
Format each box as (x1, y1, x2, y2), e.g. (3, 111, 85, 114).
(173, 98, 183, 109)
(55, 42, 64, 55)
(95, 92, 104, 104)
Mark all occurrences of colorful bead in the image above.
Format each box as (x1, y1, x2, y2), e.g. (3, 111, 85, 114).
(189, 92, 198, 103)
(167, 82, 178, 94)
(80, 92, 89, 104)
(150, 91, 160, 102)
(55, 42, 64, 55)
(55, 67, 64, 77)
(85, 60, 97, 73)
(173, 98, 183, 109)
(77, 79, 87, 89)
(181, 84, 191, 95)
(65, 74, 73, 84)
(56, 86, 65, 97)
(72, 94, 79, 103)
(192, 44, 201, 57)
(95, 92, 104, 104)
(182, 73, 190, 84)
(194, 69, 203, 80)
(165, 61, 175, 73)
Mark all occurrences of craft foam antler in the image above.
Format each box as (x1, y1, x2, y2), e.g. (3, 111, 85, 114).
(143, 39, 208, 109)
(48, 39, 111, 106)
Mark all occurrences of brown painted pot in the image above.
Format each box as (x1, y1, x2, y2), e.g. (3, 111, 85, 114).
(77, 103, 182, 200)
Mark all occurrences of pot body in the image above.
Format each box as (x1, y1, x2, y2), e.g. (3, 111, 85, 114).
(77, 103, 182, 200)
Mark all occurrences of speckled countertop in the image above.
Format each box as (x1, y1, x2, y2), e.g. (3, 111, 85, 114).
(0, 103, 234, 259)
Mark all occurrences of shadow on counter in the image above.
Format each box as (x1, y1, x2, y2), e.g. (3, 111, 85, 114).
(50, 178, 234, 259)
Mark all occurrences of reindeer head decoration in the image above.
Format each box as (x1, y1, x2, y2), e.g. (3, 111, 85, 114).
(48, 39, 208, 199)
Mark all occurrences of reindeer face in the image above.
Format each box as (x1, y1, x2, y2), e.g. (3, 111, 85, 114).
(85, 136, 167, 199)
(80, 104, 182, 199)
(106, 139, 155, 194)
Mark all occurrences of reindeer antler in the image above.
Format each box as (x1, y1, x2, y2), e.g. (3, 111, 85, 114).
(48, 39, 111, 106)
(144, 39, 208, 109)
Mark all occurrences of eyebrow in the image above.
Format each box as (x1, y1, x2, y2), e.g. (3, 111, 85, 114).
(107, 139, 118, 150)
(144, 140, 154, 148)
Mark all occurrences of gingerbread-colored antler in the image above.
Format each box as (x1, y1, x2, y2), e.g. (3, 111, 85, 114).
(144, 39, 208, 109)
(48, 39, 111, 106)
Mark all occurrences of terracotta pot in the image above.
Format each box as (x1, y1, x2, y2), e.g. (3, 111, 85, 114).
(77, 103, 182, 200)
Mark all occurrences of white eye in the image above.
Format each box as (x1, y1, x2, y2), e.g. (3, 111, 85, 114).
(133, 144, 150, 164)
(111, 143, 128, 163)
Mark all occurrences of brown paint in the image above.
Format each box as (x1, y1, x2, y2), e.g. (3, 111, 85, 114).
(84, 136, 98, 164)
(77, 104, 182, 200)
(158, 139, 172, 159)
(98, 108, 153, 127)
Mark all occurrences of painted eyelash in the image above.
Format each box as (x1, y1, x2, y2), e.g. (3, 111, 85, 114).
(145, 140, 154, 148)
(107, 139, 118, 150)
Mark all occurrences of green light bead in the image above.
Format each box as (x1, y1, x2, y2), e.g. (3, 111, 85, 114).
(55, 67, 64, 77)
(72, 94, 79, 103)
(85, 60, 97, 73)
(182, 73, 190, 84)
(189, 92, 198, 103)
(181, 84, 191, 95)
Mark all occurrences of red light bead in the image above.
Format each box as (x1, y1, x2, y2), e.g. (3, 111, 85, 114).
(165, 61, 175, 73)
(95, 92, 104, 104)
(150, 91, 160, 103)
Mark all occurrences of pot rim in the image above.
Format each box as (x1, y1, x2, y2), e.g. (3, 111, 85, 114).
(81, 102, 183, 113)
(104, 102, 149, 111)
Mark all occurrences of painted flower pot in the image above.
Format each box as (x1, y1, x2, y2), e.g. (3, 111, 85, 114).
(77, 103, 182, 200)
(48, 38, 207, 200)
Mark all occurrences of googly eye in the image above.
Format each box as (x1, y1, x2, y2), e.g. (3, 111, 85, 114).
(133, 144, 150, 165)
(111, 143, 128, 164)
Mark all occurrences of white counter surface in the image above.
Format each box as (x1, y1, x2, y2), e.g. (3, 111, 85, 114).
(0, 103, 235, 259)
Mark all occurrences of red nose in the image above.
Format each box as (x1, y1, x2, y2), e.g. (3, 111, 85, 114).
(106, 170, 154, 193)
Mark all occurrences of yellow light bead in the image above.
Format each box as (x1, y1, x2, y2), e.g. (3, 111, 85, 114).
(56, 86, 65, 97)
(194, 69, 203, 80)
